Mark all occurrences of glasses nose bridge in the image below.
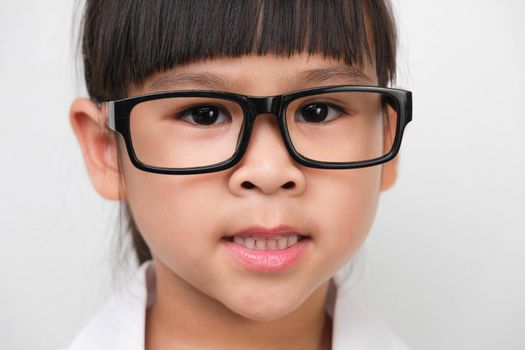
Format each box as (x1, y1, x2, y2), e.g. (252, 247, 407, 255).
(248, 95, 282, 120)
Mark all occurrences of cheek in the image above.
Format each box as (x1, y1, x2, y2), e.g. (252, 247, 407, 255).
(119, 152, 226, 267)
(305, 166, 382, 264)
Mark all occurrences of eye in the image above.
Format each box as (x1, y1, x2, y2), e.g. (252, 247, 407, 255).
(294, 103, 344, 123)
(178, 105, 231, 126)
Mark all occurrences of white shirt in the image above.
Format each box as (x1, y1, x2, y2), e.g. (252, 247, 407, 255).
(67, 261, 409, 349)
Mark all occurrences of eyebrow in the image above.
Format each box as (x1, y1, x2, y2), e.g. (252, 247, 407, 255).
(291, 65, 373, 86)
(146, 72, 230, 91)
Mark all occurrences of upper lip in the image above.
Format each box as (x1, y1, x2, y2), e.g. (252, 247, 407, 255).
(225, 225, 309, 238)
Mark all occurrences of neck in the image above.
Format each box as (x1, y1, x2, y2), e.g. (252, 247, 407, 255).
(145, 260, 333, 350)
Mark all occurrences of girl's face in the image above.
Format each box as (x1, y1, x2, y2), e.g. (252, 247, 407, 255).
(74, 53, 397, 322)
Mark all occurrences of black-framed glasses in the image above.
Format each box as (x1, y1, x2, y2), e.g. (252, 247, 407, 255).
(105, 85, 412, 175)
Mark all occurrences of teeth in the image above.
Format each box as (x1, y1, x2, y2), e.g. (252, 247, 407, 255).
(245, 237, 255, 249)
(278, 237, 288, 249)
(229, 235, 304, 250)
(255, 238, 266, 250)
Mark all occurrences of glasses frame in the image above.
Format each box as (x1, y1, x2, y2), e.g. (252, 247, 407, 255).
(106, 85, 412, 175)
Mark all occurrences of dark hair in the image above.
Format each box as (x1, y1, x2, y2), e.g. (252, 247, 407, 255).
(79, 0, 398, 265)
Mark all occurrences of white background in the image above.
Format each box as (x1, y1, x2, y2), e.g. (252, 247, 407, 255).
(1, 1, 524, 349)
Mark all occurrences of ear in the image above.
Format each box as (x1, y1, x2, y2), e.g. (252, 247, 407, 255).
(380, 156, 398, 191)
(380, 104, 399, 191)
(69, 98, 125, 200)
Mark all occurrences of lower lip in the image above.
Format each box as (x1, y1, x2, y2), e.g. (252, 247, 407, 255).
(222, 238, 310, 272)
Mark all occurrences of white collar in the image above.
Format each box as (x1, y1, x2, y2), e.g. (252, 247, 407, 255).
(67, 261, 409, 350)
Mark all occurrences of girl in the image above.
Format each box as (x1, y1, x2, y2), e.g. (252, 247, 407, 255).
(68, 0, 412, 349)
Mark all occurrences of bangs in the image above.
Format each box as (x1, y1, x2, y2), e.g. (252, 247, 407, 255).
(82, 0, 397, 102)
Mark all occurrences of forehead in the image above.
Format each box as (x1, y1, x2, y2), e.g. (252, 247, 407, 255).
(132, 53, 379, 97)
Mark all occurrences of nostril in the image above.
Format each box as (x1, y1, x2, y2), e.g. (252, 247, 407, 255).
(240, 180, 296, 191)
(282, 181, 295, 189)
(241, 181, 256, 189)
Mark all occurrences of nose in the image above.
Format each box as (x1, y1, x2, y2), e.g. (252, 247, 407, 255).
(228, 115, 306, 197)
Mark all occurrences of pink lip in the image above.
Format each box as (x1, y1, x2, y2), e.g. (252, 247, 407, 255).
(222, 226, 310, 272)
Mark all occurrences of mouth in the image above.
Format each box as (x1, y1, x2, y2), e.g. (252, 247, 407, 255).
(221, 227, 312, 272)
(221, 234, 310, 250)
(222, 225, 311, 250)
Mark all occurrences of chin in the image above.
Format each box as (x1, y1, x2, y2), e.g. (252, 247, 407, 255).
(222, 290, 307, 322)
(231, 304, 298, 322)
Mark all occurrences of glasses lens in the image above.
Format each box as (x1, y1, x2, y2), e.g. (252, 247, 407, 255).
(285, 91, 398, 163)
(129, 97, 244, 168)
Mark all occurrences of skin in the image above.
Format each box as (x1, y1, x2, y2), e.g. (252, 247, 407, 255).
(70, 53, 398, 350)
